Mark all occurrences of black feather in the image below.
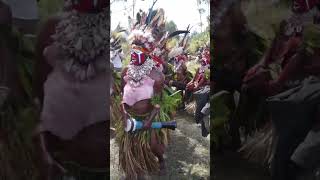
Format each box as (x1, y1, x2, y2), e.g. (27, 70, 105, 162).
(168, 30, 190, 39)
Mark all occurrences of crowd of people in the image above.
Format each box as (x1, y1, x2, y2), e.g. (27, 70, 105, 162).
(213, 0, 320, 180)
(110, 7, 210, 179)
(0, 0, 210, 179)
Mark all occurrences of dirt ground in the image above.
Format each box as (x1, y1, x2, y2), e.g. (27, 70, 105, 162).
(110, 111, 210, 180)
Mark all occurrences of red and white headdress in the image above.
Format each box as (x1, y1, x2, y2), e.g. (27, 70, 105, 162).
(125, 8, 167, 87)
(167, 25, 191, 71)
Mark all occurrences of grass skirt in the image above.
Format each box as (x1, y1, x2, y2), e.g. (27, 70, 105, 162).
(111, 71, 121, 129)
(115, 90, 181, 179)
(115, 113, 169, 179)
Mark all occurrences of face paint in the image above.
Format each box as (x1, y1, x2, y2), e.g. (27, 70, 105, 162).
(130, 49, 147, 66)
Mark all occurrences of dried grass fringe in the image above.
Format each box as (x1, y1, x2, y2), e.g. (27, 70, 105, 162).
(238, 122, 275, 166)
(115, 113, 169, 179)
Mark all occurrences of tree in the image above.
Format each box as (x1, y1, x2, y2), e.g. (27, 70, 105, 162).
(188, 30, 209, 54)
(196, 0, 209, 32)
(165, 21, 177, 34)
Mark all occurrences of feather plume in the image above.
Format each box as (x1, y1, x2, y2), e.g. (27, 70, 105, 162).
(168, 30, 190, 39)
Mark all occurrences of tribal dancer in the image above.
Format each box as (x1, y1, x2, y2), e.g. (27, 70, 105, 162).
(187, 45, 210, 137)
(33, 0, 109, 179)
(212, 0, 266, 150)
(240, 1, 320, 179)
(116, 8, 181, 179)
(167, 29, 193, 108)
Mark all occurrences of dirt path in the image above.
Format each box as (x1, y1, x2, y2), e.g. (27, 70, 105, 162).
(110, 112, 210, 180)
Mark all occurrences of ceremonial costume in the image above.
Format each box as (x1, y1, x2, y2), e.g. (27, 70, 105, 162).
(186, 46, 210, 137)
(167, 31, 193, 106)
(238, 2, 320, 179)
(116, 8, 181, 179)
(110, 27, 125, 129)
(36, 0, 109, 179)
(40, 0, 109, 140)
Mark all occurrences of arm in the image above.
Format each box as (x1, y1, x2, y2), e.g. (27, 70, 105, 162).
(194, 75, 205, 90)
(263, 52, 304, 96)
(171, 81, 187, 89)
(191, 68, 200, 83)
(152, 69, 165, 95)
(143, 104, 160, 130)
(32, 16, 59, 104)
(120, 67, 128, 92)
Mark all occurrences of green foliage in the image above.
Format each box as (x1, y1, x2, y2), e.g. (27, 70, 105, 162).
(166, 38, 179, 49)
(187, 30, 209, 54)
(211, 91, 233, 147)
(38, 0, 64, 21)
(186, 61, 200, 76)
(151, 90, 182, 116)
(0, 26, 39, 180)
(165, 21, 178, 34)
(304, 25, 320, 50)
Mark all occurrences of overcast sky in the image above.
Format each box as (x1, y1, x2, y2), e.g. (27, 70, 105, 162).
(111, 0, 209, 33)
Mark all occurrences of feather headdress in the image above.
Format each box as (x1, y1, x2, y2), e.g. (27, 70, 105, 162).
(128, 4, 190, 63)
(168, 25, 191, 61)
(128, 6, 166, 53)
(110, 24, 126, 52)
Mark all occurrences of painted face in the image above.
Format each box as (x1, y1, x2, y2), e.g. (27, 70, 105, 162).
(130, 49, 147, 66)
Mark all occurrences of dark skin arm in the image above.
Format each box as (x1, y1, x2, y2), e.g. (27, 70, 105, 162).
(142, 104, 160, 130)
(33, 16, 60, 105)
(120, 67, 128, 93)
(186, 68, 200, 89)
(150, 68, 165, 95)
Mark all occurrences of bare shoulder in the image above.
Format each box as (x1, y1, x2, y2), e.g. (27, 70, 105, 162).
(150, 68, 165, 93)
(150, 68, 165, 82)
(121, 67, 128, 78)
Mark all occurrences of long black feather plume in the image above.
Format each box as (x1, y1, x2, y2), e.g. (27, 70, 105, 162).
(168, 30, 190, 39)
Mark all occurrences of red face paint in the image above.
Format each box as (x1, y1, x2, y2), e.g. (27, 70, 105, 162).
(130, 49, 147, 66)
